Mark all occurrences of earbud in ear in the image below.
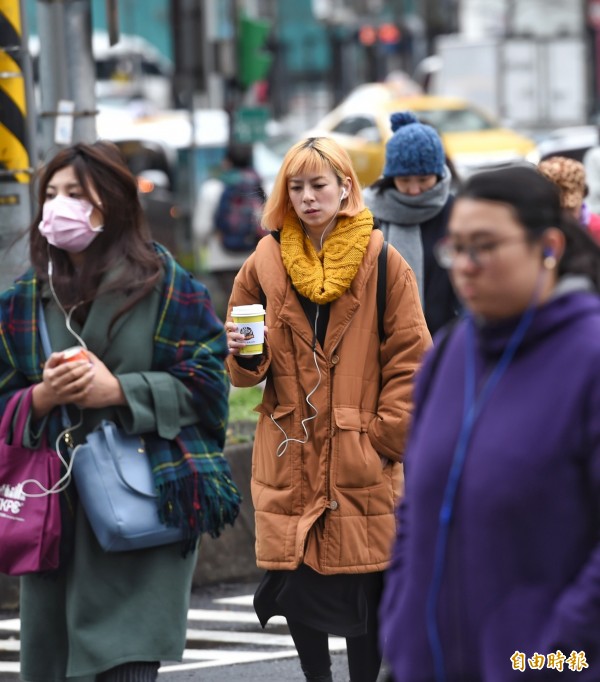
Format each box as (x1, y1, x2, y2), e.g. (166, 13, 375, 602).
(543, 247, 557, 269)
(341, 188, 347, 200)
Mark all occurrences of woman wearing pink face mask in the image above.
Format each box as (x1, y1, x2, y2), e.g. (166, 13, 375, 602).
(0, 141, 239, 681)
(38, 190, 105, 253)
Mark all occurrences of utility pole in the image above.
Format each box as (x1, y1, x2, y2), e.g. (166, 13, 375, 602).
(36, 0, 96, 161)
(0, 0, 36, 291)
(171, 0, 206, 258)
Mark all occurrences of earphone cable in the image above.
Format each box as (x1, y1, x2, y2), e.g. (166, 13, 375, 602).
(272, 187, 347, 455)
(21, 409, 84, 497)
(47, 255, 88, 350)
(272, 305, 322, 457)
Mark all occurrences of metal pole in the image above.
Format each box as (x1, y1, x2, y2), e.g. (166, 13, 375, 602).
(37, 0, 96, 161)
(19, 0, 37, 171)
(0, 0, 34, 290)
(64, 0, 96, 143)
(180, 0, 202, 256)
(36, 0, 69, 159)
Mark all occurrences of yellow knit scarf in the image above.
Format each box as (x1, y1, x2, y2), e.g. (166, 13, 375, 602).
(279, 208, 374, 304)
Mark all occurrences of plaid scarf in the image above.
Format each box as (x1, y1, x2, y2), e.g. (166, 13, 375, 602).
(0, 244, 240, 546)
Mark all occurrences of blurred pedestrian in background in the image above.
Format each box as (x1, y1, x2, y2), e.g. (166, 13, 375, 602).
(380, 165, 600, 681)
(0, 141, 238, 682)
(193, 142, 267, 312)
(363, 111, 460, 335)
(225, 136, 431, 682)
(538, 156, 600, 243)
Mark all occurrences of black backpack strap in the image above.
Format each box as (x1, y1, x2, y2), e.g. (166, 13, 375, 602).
(257, 231, 281, 308)
(377, 241, 388, 343)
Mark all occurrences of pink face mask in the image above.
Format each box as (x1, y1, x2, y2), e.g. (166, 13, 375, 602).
(38, 195, 103, 253)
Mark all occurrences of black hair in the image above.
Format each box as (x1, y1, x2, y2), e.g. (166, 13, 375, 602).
(368, 155, 460, 194)
(225, 143, 254, 169)
(369, 175, 396, 194)
(457, 165, 600, 291)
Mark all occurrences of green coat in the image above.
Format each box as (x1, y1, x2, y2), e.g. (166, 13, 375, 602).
(20, 274, 200, 682)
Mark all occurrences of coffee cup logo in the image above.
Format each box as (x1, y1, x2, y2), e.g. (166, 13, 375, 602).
(231, 304, 265, 355)
(240, 325, 255, 342)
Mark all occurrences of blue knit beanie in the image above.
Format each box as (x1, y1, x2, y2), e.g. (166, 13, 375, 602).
(383, 111, 445, 178)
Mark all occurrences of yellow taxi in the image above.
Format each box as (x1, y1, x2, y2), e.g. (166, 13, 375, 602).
(306, 84, 538, 187)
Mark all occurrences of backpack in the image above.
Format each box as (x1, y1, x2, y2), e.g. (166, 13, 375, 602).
(376, 240, 388, 343)
(213, 169, 266, 252)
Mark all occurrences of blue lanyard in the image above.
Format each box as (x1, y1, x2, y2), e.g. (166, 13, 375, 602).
(426, 304, 537, 682)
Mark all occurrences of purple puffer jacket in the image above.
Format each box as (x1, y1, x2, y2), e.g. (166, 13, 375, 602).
(380, 289, 600, 681)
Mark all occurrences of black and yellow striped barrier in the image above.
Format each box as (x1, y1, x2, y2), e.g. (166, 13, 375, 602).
(0, 0, 30, 184)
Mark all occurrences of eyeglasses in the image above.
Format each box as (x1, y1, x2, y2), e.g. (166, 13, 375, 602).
(434, 236, 529, 269)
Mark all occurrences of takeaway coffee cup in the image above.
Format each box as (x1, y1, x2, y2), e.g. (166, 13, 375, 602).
(231, 304, 266, 355)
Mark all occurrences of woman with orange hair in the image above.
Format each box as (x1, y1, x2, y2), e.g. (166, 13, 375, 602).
(225, 137, 431, 682)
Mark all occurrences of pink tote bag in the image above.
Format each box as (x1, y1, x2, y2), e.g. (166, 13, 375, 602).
(0, 387, 62, 575)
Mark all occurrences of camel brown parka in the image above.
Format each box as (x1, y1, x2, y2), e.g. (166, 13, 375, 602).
(226, 228, 431, 574)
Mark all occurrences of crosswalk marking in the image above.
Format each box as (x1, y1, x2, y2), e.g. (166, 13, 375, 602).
(160, 649, 303, 673)
(187, 608, 287, 625)
(0, 620, 19, 632)
(213, 595, 255, 606)
(186, 628, 295, 646)
(0, 641, 19, 652)
(0, 595, 347, 676)
(0, 662, 19, 673)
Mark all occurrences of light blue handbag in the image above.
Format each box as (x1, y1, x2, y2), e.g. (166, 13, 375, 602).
(71, 420, 183, 551)
(38, 303, 184, 552)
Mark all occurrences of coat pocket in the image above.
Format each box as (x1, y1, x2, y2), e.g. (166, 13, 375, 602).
(252, 404, 296, 489)
(333, 406, 381, 488)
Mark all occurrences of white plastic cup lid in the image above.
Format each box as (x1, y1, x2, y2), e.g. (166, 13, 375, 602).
(232, 304, 265, 317)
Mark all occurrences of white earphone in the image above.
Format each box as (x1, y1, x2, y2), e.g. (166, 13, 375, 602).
(271, 306, 322, 457)
(341, 187, 347, 199)
(47, 255, 87, 349)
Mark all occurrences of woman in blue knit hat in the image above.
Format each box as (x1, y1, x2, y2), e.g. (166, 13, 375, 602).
(364, 111, 459, 335)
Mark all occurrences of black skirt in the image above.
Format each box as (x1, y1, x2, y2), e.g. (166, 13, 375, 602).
(253, 563, 383, 638)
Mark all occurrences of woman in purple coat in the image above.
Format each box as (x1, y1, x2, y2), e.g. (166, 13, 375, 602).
(380, 165, 600, 681)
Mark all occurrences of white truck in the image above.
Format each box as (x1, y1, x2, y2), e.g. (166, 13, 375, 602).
(425, 34, 589, 130)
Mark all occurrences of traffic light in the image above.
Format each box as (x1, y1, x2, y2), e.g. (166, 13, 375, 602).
(238, 16, 272, 88)
(378, 23, 402, 45)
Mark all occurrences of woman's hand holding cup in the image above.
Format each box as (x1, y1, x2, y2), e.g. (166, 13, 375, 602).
(225, 322, 244, 356)
(32, 351, 95, 418)
(227, 304, 267, 356)
(226, 320, 268, 356)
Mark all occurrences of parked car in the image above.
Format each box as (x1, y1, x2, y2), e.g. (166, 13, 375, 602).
(305, 84, 538, 186)
(253, 131, 295, 195)
(536, 125, 599, 163)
